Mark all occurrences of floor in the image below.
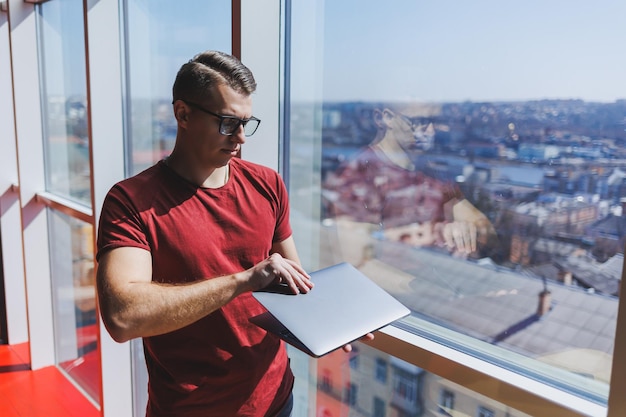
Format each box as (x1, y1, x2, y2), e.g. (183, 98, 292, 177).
(0, 342, 100, 417)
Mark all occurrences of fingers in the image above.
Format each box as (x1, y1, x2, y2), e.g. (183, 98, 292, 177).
(342, 333, 375, 353)
(467, 222, 477, 252)
(262, 254, 313, 294)
(443, 222, 477, 253)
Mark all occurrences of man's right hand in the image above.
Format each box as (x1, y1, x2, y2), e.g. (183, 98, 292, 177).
(249, 253, 313, 294)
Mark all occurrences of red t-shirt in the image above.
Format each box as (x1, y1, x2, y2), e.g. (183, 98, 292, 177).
(324, 146, 463, 228)
(97, 158, 294, 417)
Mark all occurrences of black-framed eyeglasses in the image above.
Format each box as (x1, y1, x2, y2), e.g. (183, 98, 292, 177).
(180, 99, 261, 137)
(397, 113, 416, 130)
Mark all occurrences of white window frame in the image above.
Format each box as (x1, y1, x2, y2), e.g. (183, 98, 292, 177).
(7, 0, 55, 371)
(86, 0, 131, 415)
(0, 0, 28, 347)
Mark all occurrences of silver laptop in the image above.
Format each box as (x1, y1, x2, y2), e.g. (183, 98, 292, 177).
(251, 262, 410, 357)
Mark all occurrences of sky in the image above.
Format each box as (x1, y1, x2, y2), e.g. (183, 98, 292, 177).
(314, 0, 626, 103)
(42, 0, 626, 105)
(127, 0, 231, 101)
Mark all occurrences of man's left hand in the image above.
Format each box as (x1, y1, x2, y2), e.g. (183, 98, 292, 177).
(342, 332, 375, 352)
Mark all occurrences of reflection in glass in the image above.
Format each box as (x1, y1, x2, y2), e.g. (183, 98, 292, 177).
(287, 0, 625, 407)
(124, 0, 231, 175)
(49, 209, 99, 403)
(39, 0, 91, 205)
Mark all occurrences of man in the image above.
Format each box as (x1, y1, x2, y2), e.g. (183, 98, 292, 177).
(323, 104, 497, 260)
(97, 50, 340, 417)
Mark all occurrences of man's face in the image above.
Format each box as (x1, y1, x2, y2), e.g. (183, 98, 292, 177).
(388, 111, 434, 152)
(411, 121, 435, 151)
(184, 83, 253, 168)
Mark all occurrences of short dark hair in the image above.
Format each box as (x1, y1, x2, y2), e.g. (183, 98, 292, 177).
(172, 50, 257, 103)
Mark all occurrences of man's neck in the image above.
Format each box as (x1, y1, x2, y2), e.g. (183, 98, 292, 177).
(165, 153, 230, 188)
(372, 140, 415, 171)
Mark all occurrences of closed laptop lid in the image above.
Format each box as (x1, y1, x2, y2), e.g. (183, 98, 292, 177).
(251, 262, 410, 357)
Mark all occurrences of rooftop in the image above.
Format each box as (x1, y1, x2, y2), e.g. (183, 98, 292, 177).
(357, 240, 618, 382)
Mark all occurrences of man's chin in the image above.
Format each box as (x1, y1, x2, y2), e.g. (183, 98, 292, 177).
(407, 144, 428, 153)
(412, 142, 432, 152)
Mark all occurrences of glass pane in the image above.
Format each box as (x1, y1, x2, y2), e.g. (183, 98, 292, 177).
(124, 0, 232, 176)
(310, 343, 534, 417)
(287, 0, 625, 405)
(122, 2, 232, 413)
(49, 209, 100, 403)
(39, 0, 91, 206)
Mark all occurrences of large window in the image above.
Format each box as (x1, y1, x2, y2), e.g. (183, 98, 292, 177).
(286, 0, 625, 414)
(39, 0, 91, 206)
(49, 209, 99, 402)
(37, 0, 98, 403)
(120, 1, 232, 414)
(123, 0, 231, 175)
(302, 342, 538, 417)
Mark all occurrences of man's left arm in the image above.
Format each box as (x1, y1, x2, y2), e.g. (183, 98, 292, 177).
(271, 236, 302, 266)
(441, 199, 497, 254)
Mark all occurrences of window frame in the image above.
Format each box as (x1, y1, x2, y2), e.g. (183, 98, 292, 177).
(477, 405, 495, 417)
(343, 382, 358, 406)
(439, 389, 455, 413)
(373, 396, 386, 417)
(375, 357, 388, 383)
(0, 0, 28, 349)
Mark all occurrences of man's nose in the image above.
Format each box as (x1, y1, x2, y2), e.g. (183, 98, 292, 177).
(230, 125, 247, 143)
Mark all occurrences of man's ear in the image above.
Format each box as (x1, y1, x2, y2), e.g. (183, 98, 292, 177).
(173, 100, 189, 124)
(376, 108, 395, 128)
(373, 108, 386, 128)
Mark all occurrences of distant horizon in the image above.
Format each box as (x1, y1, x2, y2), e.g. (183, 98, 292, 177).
(318, 96, 626, 105)
(51, 95, 626, 108)
(317, 97, 626, 105)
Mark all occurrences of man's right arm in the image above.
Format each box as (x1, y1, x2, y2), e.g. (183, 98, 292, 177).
(97, 246, 249, 342)
(96, 247, 312, 342)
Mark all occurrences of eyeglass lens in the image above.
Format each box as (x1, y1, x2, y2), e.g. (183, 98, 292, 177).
(221, 117, 260, 137)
